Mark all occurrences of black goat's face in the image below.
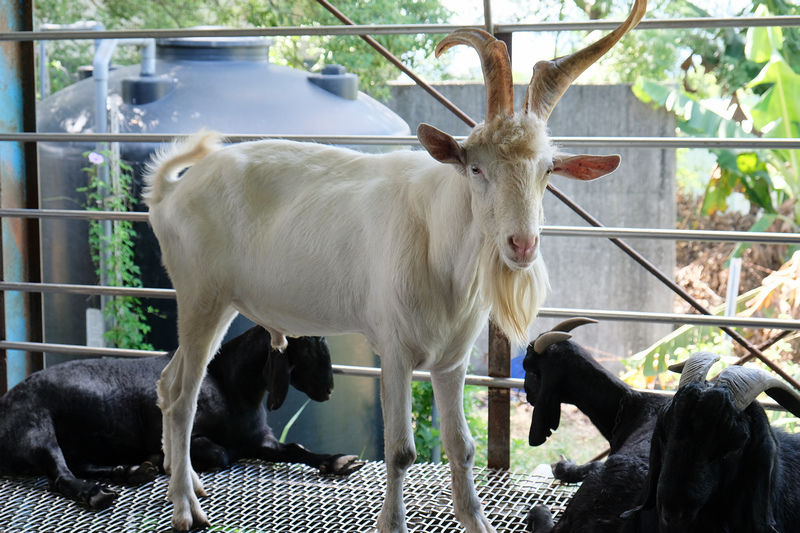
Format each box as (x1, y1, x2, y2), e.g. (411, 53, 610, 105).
(264, 335, 334, 411)
(648, 384, 774, 533)
(523, 341, 564, 447)
(286, 336, 334, 402)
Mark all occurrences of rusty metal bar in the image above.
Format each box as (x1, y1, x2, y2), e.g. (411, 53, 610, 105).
(0, 0, 41, 393)
(488, 322, 511, 470)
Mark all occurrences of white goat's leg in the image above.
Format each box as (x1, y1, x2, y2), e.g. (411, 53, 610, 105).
(159, 303, 237, 531)
(431, 364, 496, 533)
(158, 352, 180, 475)
(376, 355, 415, 533)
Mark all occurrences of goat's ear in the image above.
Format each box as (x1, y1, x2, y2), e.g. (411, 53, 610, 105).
(638, 431, 662, 512)
(265, 349, 291, 411)
(741, 413, 778, 530)
(417, 123, 467, 166)
(552, 154, 621, 181)
(528, 389, 562, 446)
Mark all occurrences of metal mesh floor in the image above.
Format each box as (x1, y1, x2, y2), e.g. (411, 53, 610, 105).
(0, 461, 577, 532)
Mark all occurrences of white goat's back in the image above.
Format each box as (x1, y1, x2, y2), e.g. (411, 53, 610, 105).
(144, 133, 491, 353)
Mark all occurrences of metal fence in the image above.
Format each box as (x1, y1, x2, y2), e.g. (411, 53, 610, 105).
(2, 1, 800, 471)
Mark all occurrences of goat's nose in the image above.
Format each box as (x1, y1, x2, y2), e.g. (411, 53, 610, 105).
(510, 233, 538, 258)
(658, 506, 686, 532)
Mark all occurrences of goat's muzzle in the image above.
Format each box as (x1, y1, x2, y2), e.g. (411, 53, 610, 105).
(505, 233, 539, 269)
(657, 503, 699, 533)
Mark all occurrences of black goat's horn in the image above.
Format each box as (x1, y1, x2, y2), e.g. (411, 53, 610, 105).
(533, 332, 572, 353)
(549, 317, 598, 333)
(715, 365, 800, 416)
(532, 317, 596, 353)
(672, 351, 720, 389)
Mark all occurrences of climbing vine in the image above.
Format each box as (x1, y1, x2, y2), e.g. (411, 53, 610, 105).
(80, 149, 155, 350)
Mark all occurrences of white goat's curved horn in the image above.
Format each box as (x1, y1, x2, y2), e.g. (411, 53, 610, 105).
(435, 28, 514, 123)
(671, 351, 720, 389)
(549, 317, 598, 333)
(523, 0, 647, 120)
(715, 365, 800, 416)
(533, 332, 572, 354)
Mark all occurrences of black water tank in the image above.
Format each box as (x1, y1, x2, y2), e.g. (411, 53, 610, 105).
(37, 35, 409, 460)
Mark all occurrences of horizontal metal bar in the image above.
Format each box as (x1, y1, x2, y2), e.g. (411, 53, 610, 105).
(0, 341, 168, 358)
(542, 226, 800, 245)
(331, 364, 525, 388)
(0, 25, 461, 41)
(0, 343, 787, 410)
(540, 307, 800, 330)
(0, 281, 174, 298)
(1, 16, 798, 42)
(2, 132, 799, 150)
(0, 132, 421, 145)
(2, 209, 797, 246)
(500, 15, 800, 32)
(0, 208, 150, 221)
(1, 281, 796, 330)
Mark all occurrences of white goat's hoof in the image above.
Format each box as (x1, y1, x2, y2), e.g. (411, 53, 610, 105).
(376, 514, 409, 533)
(170, 494, 209, 532)
(191, 469, 206, 497)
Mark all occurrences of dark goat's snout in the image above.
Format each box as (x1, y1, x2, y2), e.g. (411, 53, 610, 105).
(287, 336, 334, 403)
(657, 502, 700, 533)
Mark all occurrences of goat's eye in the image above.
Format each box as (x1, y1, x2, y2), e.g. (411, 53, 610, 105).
(471, 165, 482, 176)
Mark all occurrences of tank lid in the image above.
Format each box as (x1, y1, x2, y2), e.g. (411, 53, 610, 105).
(157, 27, 273, 62)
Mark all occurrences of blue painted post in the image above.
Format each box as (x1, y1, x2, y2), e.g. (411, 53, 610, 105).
(1, 0, 37, 390)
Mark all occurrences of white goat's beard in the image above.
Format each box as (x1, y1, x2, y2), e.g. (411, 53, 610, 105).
(478, 239, 549, 346)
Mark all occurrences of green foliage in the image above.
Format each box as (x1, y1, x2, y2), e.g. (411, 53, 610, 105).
(279, 399, 311, 444)
(633, 5, 800, 252)
(79, 149, 155, 350)
(410, 380, 441, 463)
(410, 381, 487, 466)
(34, 0, 452, 100)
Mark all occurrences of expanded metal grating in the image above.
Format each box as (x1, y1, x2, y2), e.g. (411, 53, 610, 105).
(0, 461, 578, 532)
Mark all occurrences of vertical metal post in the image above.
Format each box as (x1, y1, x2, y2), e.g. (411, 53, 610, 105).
(483, 0, 494, 34)
(487, 321, 510, 470)
(1, 0, 42, 392)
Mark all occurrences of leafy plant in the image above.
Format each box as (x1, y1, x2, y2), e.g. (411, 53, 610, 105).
(410, 380, 488, 466)
(80, 149, 155, 350)
(411, 380, 441, 463)
(633, 5, 800, 239)
(624, 251, 800, 389)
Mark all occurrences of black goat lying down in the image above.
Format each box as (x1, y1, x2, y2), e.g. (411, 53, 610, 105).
(523, 318, 669, 533)
(0, 326, 363, 510)
(623, 351, 800, 533)
(524, 322, 800, 533)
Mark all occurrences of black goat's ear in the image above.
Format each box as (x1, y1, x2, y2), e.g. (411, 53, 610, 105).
(528, 391, 561, 446)
(266, 349, 291, 411)
(638, 431, 662, 512)
(741, 415, 778, 531)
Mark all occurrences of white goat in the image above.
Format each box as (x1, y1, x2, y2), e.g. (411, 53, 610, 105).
(144, 3, 645, 530)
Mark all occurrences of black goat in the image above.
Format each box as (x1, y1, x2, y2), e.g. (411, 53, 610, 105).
(0, 326, 363, 510)
(623, 351, 800, 533)
(523, 318, 669, 533)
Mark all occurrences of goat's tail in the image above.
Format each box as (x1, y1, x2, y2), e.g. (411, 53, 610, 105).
(143, 129, 223, 206)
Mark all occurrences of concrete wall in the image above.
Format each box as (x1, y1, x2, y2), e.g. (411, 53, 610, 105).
(386, 83, 677, 366)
